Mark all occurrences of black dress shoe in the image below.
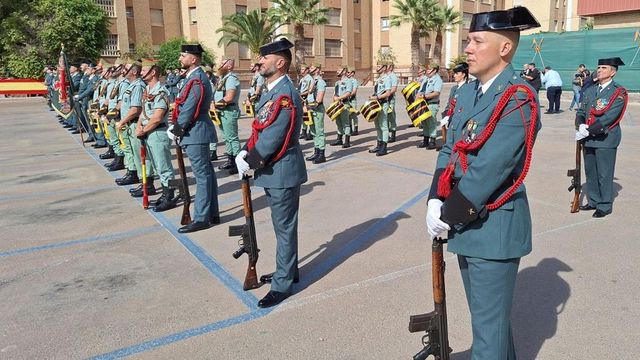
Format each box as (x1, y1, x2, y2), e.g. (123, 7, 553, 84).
(71, 130, 80, 134)
(209, 215, 220, 225)
(592, 210, 609, 218)
(129, 184, 143, 193)
(544, 110, 554, 114)
(257, 291, 289, 308)
(259, 272, 299, 284)
(178, 221, 211, 233)
(579, 204, 596, 211)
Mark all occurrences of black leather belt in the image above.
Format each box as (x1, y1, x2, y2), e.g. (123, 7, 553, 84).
(428, 101, 440, 105)
(156, 123, 167, 129)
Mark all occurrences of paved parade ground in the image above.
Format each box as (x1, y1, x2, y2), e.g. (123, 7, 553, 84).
(1, 88, 639, 359)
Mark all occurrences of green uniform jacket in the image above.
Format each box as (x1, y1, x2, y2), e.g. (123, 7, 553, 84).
(175, 67, 216, 145)
(576, 80, 625, 149)
(245, 76, 308, 189)
(429, 65, 541, 260)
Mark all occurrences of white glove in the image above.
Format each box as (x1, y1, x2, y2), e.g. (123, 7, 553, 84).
(575, 124, 589, 141)
(439, 116, 450, 128)
(167, 124, 177, 142)
(235, 150, 250, 179)
(426, 199, 450, 239)
(73, 95, 79, 100)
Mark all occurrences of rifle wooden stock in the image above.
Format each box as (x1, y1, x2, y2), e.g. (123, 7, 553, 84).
(568, 141, 582, 213)
(141, 139, 149, 209)
(174, 141, 191, 225)
(231, 176, 260, 291)
(409, 238, 451, 360)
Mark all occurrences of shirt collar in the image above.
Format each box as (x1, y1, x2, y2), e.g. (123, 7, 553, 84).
(457, 80, 467, 87)
(186, 66, 199, 78)
(267, 74, 286, 92)
(599, 79, 612, 90)
(479, 71, 501, 94)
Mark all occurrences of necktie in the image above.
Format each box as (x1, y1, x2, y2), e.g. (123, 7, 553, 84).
(475, 87, 484, 105)
(597, 85, 602, 95)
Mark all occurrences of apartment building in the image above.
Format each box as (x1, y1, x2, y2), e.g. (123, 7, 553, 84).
(577, 1, 640, 29)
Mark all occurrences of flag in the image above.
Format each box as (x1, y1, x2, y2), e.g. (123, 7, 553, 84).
(51, 45, 74, 119)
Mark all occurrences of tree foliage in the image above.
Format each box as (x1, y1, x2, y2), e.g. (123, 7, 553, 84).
(156, 38, 216, 72)
(0, 0, 109, 78)
(216, 9, 278, 60)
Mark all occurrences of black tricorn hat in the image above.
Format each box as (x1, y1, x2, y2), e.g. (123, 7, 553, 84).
(259, 38, 294, 57)
(181, 44, 204, 56)
(598, 57, 625, 69)
(470, 6, 540, 33)
(453, 62, 469, 73)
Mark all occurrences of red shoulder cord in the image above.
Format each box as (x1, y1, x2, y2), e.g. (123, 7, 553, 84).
(446, 97, 457, 117)
(437, 85, 539, 211)
(246, 95, 297, 165)
(586, 87, 628, 130)
(170, 78, 204, 125)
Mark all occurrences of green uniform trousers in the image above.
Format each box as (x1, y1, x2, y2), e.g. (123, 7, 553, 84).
(422, 104, 440, 138)
(311, 104, 326, 150)
(220, 106, 240, 156)
(335, 108, 351, 136)
(127, 122, 154, 177)
(387, 99, 397, 131)
(375, 103, 390, 142)
(145, 127, 175, 187)
(458, 255, 519, 360)
(349, 100, 358, 129)
(107, 120, 124, 157)
(583, 147, 617, 213)
(121, 124, 135, 171)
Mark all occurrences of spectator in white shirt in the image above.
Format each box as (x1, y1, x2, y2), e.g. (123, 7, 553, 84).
(542, 66, 563, 114)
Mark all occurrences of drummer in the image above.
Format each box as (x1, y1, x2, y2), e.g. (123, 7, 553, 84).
(416, 63, 442, 149)
(330, 66, 353, 149)
(367, 62, 392, 156)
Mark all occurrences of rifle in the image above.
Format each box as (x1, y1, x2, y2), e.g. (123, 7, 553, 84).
(567, 141, 582, 213)
(229, 175, 261, 291)
(140, 138, 149, 209)
(174, 139, 191, 225)
(409, 237, 451, 360)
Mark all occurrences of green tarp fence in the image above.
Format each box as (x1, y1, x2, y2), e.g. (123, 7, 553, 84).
(514, 27, 640, 92)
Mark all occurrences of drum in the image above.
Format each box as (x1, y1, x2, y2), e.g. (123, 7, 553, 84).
(359, 100, 382, 122)
(303, 110, 314, 126)
(244, 101, 255, 117)
(406, 99, 433, 127)
(401, 81, 421, 103)
(326, 100, 346, 121)
(209, 109, 221, 126)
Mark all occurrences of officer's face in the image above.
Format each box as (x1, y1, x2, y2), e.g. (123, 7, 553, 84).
(258, 54, 284, 78)
(453, 71, 466, 83)
(465, 31, 512, 80)
(179, 52, 197, 69)
(597, 65, 616, 82)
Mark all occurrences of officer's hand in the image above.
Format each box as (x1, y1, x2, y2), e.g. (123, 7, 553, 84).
(575, 124, 589, 141)
(440, 116, 450, 128)
(426, 199, 450, 239)
(116, 121, 124, 131)
(73, 95, 79, 100)
(166, 125, 177, 142)
(235, 150, 250, 180)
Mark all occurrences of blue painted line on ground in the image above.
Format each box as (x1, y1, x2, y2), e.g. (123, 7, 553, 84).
(0, 225, 162, 257)
(152, 211, 259, 310)
(87, 308, 273, 360)
(0, 184, 115, 202)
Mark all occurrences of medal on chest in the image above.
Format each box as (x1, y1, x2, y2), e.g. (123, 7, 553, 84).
(463, 119, 479, 143)
(257, 101, 273, 124)
(595, 98, 608, 111)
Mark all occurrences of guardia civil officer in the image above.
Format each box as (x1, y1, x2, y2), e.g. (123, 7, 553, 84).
(168, 44, 220, 233)
(439, 62, 470, 133)
(214, 58, 242, 175)
(304, 63, 327, 164)
(426, 7, 541, 359)
(235, 38, 308, 308)
(575, 57, 627, 218)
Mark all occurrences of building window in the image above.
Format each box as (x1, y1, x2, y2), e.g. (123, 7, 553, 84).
(555, 0, 559, 8)
(102, 34, 119, 56)
(553, 20, 558, 32)
(353, 0, 360, 3)
(96, 0, 115, 17)
(354, 19, 361, 32)
(300, 37, 314, 56)
(325, 39, 342, 57)
(126, 6, 134, 18)
(189, 7, 197, 24)
(355, 47, 362, 62)
(239, 43, 250, 59)
(481, 0, 492, 4)
(561, 21, 565, 31)
(327, 8, 341, 26)
(381, 17, 390, 31)
(236, 5, 247, 14)
(462, 12, 473, 29)
(150, 9, 164, 26)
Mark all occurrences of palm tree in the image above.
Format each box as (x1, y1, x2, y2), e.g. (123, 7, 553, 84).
(216, 9, 278, 59)
(267, 0, 328, 72)
(390, 0, 439, 74)
(431, 5, 461, 66)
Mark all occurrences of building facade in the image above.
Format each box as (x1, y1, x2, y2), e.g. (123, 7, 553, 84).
(577, 1, 640, 29)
